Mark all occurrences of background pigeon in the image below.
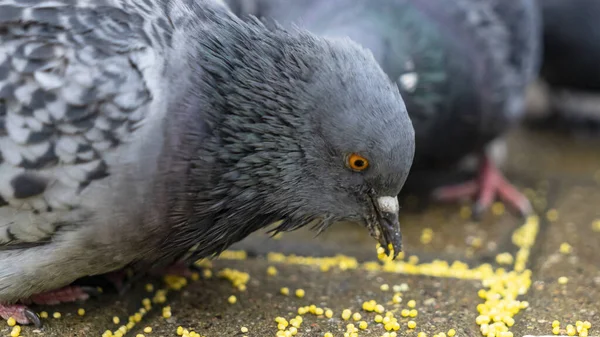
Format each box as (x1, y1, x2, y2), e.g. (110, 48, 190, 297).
(532, 0, 600, 127)
(0, 0, 415, 325)
(227, 0, 541, 216)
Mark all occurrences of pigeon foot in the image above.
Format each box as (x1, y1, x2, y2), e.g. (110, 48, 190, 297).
(0, 304, 41, 327)
(432, 156, 533, 218)
(0, 286, 96, 327)
(26, 285, 92, 306)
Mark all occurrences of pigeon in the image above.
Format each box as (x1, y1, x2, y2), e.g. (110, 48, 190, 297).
(534, 0, 600, 126)
(226, 0, 541, 216)
(0, 0, 415, 325)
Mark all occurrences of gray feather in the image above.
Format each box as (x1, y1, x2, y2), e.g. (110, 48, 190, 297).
(0, 0, 414, 303)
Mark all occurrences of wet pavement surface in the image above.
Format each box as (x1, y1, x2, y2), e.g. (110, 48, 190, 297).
(4, 127, 600, 337)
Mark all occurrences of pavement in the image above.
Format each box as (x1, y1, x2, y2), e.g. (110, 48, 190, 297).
(4, 126, 600, 337)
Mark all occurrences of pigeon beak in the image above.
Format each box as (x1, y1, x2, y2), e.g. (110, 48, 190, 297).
(368, 196, 403, 258)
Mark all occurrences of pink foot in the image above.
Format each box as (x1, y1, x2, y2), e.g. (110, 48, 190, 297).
(0, 304, 41, 327)
(27, 286, 90, 305)
(0, 286, 94, 327)
(433, 156, 533, 217)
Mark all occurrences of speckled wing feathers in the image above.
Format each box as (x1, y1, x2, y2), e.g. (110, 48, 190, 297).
(0, 0, 162, 245)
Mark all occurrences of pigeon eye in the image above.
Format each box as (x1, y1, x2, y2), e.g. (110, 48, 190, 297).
(347, 153, 369, 172)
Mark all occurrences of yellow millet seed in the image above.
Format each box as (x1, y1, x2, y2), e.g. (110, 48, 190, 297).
(325, 309, 333, 318)
(392, 294, 402, 304)
(492, 202, 505, 215)
(10, 326, 21, 337)
(420, 228, 433, 244)
(546, 209, 559, 221)
(143, 327, 152, 333)
(341, 309, 352, 320)
(560, 242, 572, 254)
(359, 321, 368, 330)
(280, 287, 290, 296)
(448, 329, 456, 337)
(552, 326, 561, 335)
(77, 308, 85, 316)
(136, 334, 145, 337)
(593, 219, 600, 232)
(374, 315, 383, 323)
(418, 333, 428, 337)
(7, 317, 16, 326)
(375, 304, 385, 313)
(241, 327, 249, 333)
(39, 311, 48, 319)
(352, 312, 362, 321)
(558, 276, 569, 284)
(408, 321, 417, 329)
(324, 333, 333, 337)
(53, 312, 61, 319)
(401, 309, 410, 317)
(228, 295, 237, 304)
(145, 284, 154, 292)
(295, 289, 305, 298)
(362, 300, 375, 311)
(409, 309, 418, 317)
(407, 300, 416, 308)
(476, 315, 490, 325)
(380, 284, 390, 291)
(267, 266, 278, 276)
(566, 324, 576, 336)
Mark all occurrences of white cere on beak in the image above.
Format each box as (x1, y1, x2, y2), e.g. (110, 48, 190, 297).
(377, 196, 399, 214)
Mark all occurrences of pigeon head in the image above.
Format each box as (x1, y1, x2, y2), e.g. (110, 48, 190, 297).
(172, 15, 414, 259)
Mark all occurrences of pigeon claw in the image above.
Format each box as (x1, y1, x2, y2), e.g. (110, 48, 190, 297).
(24, 308, 42, 328)
(0, 304, 42, 328)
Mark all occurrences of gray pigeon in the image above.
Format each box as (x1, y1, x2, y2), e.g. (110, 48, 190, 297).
(226, 0, 541, 216)
(0, 0, 415, 325)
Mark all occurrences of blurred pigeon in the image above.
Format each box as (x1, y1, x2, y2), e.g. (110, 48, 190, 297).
(0, 0, 415, 325)
(227, 0, 541, 216)
(534, 0, 600, 126)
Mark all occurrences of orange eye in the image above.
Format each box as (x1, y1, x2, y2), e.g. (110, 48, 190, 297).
(347, 153, 369, 171)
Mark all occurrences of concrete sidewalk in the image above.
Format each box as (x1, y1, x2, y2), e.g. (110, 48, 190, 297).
(5, 128, 600, 337)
